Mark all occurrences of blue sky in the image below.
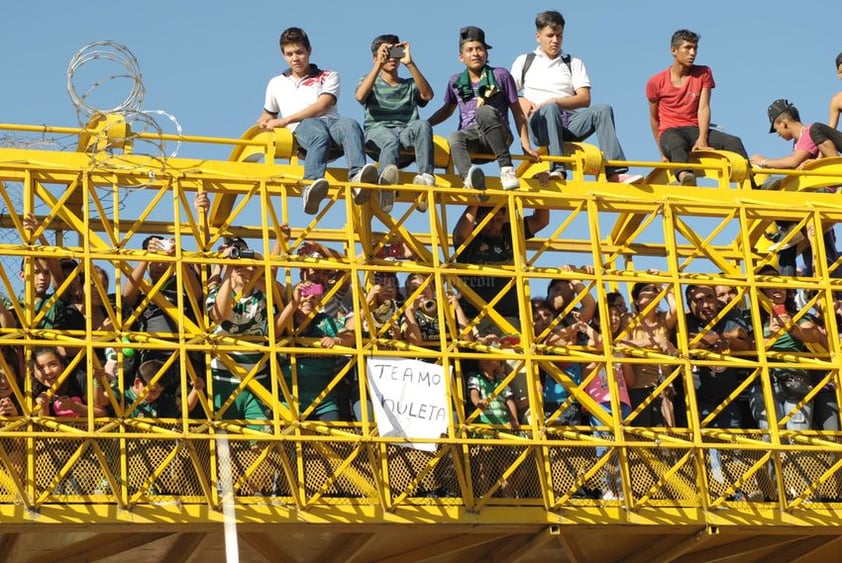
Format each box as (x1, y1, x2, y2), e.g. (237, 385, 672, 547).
(3, 0, 840, 163)
(2, 1, 841, 290)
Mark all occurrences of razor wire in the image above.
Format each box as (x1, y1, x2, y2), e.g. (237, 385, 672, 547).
(66, 40, 182, 160)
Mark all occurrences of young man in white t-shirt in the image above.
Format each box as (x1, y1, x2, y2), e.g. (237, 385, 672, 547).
(257, 27, 379, 215)
(511, 10, 640, 184)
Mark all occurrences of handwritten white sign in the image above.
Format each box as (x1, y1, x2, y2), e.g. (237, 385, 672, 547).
(366, 357, 450, 452)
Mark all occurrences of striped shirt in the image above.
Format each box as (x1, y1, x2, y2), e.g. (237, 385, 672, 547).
(467, 373, 514, 425)
(360, 75, 427, 131)
(206, 288, 270, 381)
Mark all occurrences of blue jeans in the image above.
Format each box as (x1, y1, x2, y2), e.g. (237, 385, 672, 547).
(697, 401, 743, 485)
(293, 117, 367, 180)
(365, 120, 434, 175)
(529, 104, 629, 175)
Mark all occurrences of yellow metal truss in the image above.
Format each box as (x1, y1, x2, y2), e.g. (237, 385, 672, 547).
(0, 115, 841, 535)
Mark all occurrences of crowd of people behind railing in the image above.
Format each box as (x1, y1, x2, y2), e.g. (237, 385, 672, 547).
(3, 9, 842, 502)
(2, 190, 841, 436)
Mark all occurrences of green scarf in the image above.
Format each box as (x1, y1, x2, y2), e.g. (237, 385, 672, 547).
(454, 65, 500, 106)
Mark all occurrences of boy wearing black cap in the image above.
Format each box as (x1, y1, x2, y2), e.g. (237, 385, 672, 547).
(750, 99, 842, 274)
(751, 99, 842, 170)
(428, 26, 537, 191)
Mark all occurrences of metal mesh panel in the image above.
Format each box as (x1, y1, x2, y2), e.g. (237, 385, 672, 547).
(385, 444, 460, 498)
(703, 435, 769, 503)
(292, 429, 377, 500)
(547, 444, 602, 500)
(33, 432, 119, 499)
(227, 440, 289, 497)
(124, 431, 209, 498)
(780, 439, 842, 502)
(468, 442, 542, 501)
(626, 443, 698, 502)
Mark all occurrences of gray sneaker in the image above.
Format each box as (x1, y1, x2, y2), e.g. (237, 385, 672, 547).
(378, 164, 399, 213)
(350, 163, 378, 204)
(303, 178, 329, 215)
(465, 165, 485, 190)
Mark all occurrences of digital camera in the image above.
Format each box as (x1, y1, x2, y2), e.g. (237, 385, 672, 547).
(300, 283, 324, 298)
(230, 246, 255, 259)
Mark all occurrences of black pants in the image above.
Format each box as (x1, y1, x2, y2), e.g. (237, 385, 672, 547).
(660, 126, 748, 178)
(628, 387, 663, 427)
(808, 122, 842, 153)
(449, 105, 514, 178)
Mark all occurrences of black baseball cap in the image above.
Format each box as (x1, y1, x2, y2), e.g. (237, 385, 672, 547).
(767, 99, 798, 133)
(459, 26, 492, 50)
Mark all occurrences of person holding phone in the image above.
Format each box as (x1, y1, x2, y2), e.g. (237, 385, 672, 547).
(206, 242, 279, 429)
(276, 281, 352, 421)
(355, 34, 435, 213)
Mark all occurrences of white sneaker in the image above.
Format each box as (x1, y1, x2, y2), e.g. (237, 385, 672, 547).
(378, 164, 399, 213)
(612, 173, 644, 184)
(303, 178, 329, 215)
(601, 490, 624, 501)
(500, 166, 519, 190)
(413, 173, 435, 186)
(464, 165, 485, 190)
(412, 173, 435, 212)
(350, 163, 378, 204)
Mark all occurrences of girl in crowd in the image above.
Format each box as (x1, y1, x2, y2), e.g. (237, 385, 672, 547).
(30, 346, 105, 417)
(580, 320, 634, 500)
(0, 357, 21, 417)
(278, 281, 351, 421)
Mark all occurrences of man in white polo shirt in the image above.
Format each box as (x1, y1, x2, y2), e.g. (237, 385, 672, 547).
(511, 11, 640, 184)
(258, 27, 379, 215)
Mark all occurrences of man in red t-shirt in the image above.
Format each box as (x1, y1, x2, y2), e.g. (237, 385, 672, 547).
(646, 29, 750, 186)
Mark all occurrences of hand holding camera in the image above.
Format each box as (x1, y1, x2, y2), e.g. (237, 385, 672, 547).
(295, 282, 324, 304)
(388, 44, 406, 60)
(229, 246, 256, 259)
(154, 237, 176, 255)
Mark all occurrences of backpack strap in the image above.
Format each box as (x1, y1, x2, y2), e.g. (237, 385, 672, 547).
(520, 53, 572, 86)
(520, 53, 536, 86)
(561, 53, 572, 74)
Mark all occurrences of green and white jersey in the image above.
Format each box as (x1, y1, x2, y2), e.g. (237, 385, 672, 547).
(206, 287, 270, 382)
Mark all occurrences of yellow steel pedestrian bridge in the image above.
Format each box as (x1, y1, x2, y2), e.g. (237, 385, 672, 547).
(0, 116, 841, 561)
